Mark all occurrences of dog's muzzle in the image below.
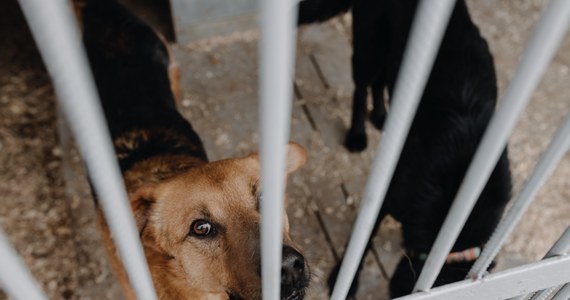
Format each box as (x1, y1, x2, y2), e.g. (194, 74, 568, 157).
(229, 246, 309, 300)
(281, 246, 309, 300)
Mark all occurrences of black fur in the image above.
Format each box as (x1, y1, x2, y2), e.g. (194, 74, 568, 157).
(82, 0, 207, 174)
(299, 0, 512, 297)
(297, 0, 352, 25)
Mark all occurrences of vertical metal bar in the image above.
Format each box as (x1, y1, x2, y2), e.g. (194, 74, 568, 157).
(526, 227, 570, 300)
(329, 1, 457, 299)
(413, 0, 570, 292)
(0, 230, 48, 300)
(469, 114, 570, 278)
(16, 0, 157, 299)
(544, 227, 570, 257)
(258, 0, 298, 299)
(552, 283, 570, 300)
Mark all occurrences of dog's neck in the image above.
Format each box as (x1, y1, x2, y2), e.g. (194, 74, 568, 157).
(123, 154, 206, 193)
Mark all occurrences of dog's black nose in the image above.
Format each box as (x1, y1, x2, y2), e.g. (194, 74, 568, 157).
(281, 246, 308, 299)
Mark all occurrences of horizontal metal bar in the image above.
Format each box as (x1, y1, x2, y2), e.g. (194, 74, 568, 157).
(414, 0, 570, 291)
(470, 114, 570, 278)
(16, 0, 157, 299)
(395, 255, 570, 300)
(0, 230, 48, 300)
(329, 0, 457, 299)
(258, 0, 298, 299)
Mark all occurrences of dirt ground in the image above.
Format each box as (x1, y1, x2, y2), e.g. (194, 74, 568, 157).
(0, 0, 568, 299)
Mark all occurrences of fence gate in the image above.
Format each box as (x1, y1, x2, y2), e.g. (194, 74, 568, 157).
(1, 0, 569, 299)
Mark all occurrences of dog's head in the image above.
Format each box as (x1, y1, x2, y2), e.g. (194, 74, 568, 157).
(130, 143, 310, 299)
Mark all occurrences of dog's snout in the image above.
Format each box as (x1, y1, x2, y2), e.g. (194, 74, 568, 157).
(281, 246, 308, 299)
(282, 247, 305, 284)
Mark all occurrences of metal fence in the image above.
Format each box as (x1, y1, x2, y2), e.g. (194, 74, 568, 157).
(1, 0, 569, 299)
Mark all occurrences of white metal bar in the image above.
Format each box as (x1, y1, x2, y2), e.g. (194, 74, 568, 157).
(258, 0, 298, 299)
(414, 0, 570, 292)
(329, 1, 457, 299)
(526, 227, 570, 300)
(545, 227, 570, 257)
(0, 230, 48, 300)
(470, 114, 570, 278)
(528, 287, 557, 300)
(552, 283, 570, 300)
(16, 0, 157, 299)
(394, 255, 570, 300)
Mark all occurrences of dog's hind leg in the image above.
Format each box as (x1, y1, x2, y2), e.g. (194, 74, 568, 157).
(370, 77, 387, 130)
(345, 83, 369, 152)
(327, 208, 388, 298)
(344, 0, 388, 152)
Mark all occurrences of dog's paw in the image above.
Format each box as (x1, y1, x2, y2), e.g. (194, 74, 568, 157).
(370, 109, 386, 130)
(345, 130, 367, 152)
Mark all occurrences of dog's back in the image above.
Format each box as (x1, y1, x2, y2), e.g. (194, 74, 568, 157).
(83, 0, 207, 178)
(382, 0, 510, 242)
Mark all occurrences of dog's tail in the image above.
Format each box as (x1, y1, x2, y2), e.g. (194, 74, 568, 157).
(297, 0, 353, 25)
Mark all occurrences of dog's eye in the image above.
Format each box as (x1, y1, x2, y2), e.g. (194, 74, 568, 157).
(190, 219, 215, 238)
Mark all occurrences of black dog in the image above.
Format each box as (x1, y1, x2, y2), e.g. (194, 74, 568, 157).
(299, 0, 512, 297)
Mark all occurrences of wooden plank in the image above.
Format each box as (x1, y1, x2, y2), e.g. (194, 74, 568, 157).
(298, 22, 354, 95)
(170, 0, 256, 44)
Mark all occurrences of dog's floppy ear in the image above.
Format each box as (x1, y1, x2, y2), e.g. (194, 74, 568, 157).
(129, 185, 156, 234)
(285, 142, 307, 174)
(243, 142, 307, 174)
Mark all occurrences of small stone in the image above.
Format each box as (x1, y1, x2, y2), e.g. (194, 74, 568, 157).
(56, 227, 73, 237)
(51, 147, 62, 157)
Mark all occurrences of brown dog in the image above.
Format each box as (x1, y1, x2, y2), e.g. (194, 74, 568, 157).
(82, 0, 310, 299)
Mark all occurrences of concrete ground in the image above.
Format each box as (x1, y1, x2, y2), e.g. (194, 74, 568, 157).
(0, 0, 568, 299)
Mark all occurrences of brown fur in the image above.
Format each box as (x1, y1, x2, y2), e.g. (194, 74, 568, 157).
(99, 144, 307, 299)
